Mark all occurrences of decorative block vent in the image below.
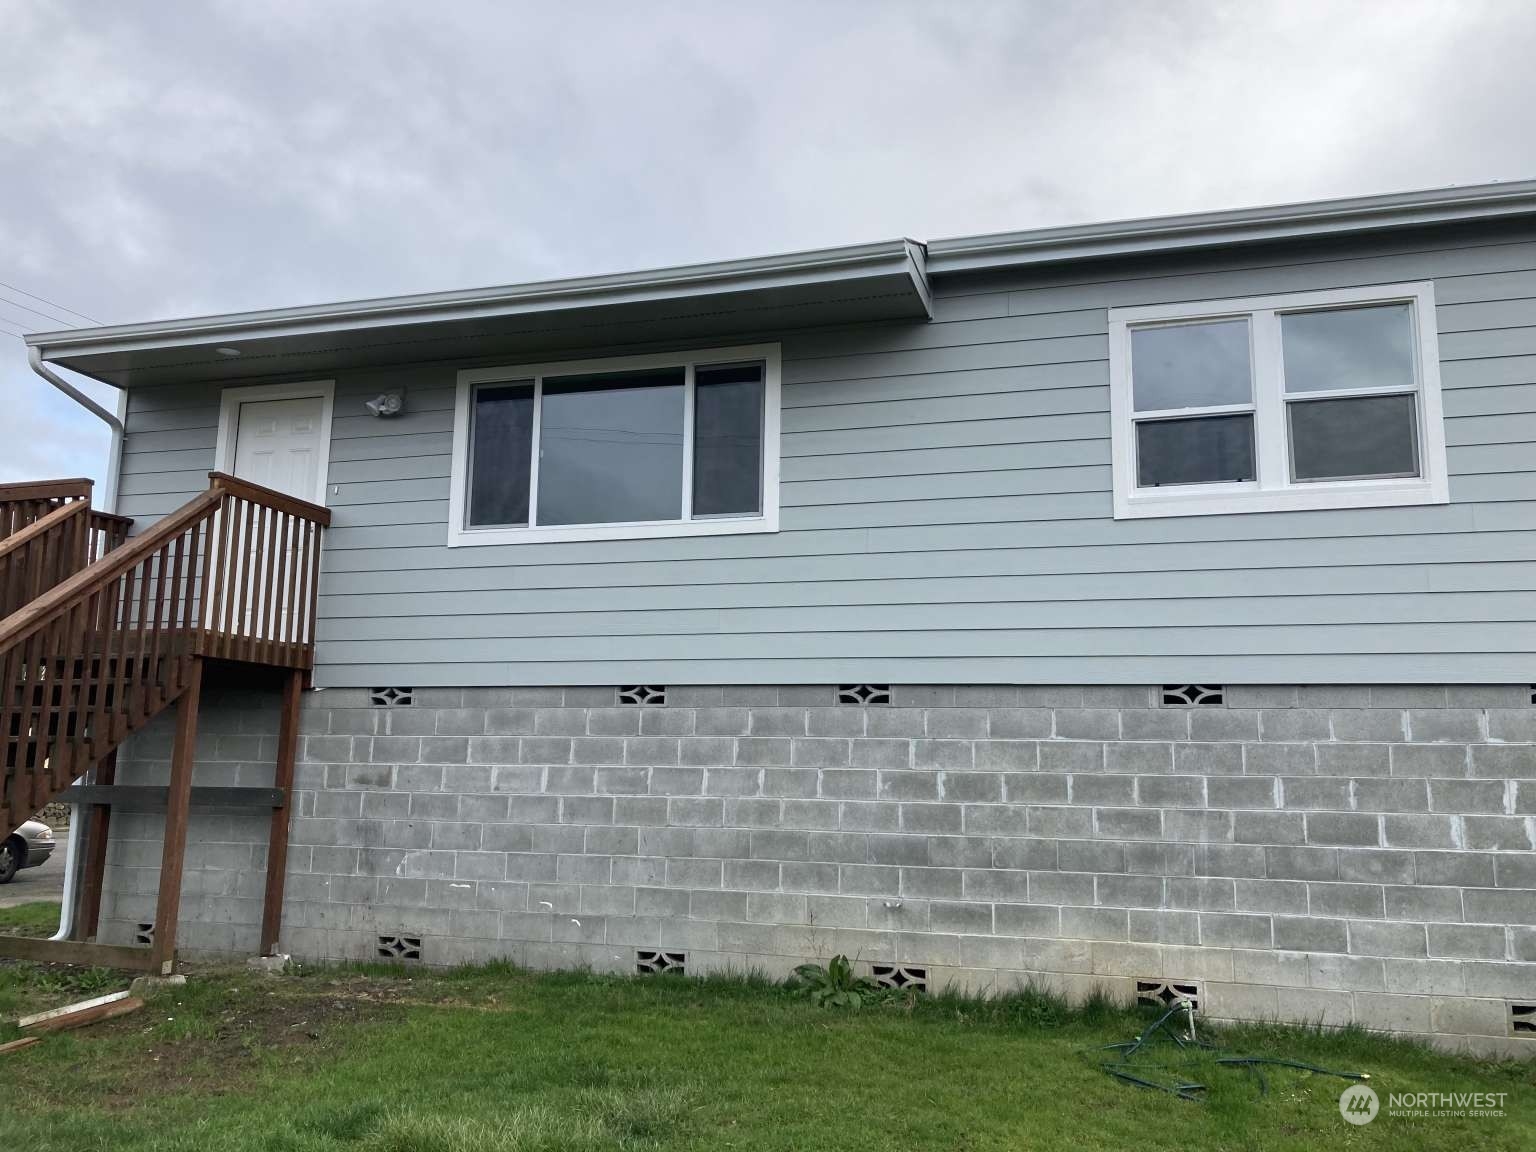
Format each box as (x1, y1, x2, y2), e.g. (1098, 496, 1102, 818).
(838, 684, 893, 705)
(370, 687, 414, 707)
(871, 964, 927, 992)
(1512, 1003, 1536, 1035)
(619, 686, 667, 706)
(1136, 979, 1200, 1012)
(134, 922, 154, 946)
(377, 934, 423, 961)
(1161, 685, 1224, 707)
(636, 949, 686, 975)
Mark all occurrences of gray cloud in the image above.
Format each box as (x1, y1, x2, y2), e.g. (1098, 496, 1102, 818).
(3, 0, 1534, 486)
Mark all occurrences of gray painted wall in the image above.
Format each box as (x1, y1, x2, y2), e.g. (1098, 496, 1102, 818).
(114, 223, 1536, 687)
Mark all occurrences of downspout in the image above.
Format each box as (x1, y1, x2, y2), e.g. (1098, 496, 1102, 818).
(27, 345, 127, 943)
(28, 345, 125, 499)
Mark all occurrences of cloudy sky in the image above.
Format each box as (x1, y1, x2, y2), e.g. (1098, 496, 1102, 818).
(3, 0, 1534, 490)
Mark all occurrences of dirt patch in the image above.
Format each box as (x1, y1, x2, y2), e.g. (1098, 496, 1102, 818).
(81, 984, 404, 1107)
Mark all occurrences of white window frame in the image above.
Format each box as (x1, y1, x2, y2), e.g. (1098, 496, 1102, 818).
(449, 343, 781, 546)
(1108, 282, 1448, 519)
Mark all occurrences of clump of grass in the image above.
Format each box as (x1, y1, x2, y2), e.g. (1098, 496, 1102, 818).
(0, 901, 62, 938)
(366, 1105, 612, 1152)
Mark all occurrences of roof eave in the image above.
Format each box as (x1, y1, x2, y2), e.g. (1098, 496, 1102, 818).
(924, 179, 1536, 275)
(26, 238, 931, 361)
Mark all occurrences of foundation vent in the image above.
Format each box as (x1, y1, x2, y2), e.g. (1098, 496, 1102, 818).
(1161, 685, 1224, 707)
(619, 686, 667, 705)
(134, 922, 155, 946)
(370, 687, 414, 707)
(1529, 686, 1536, 705)
(636, 949, 686, 975)
(838, 684, 893, 705)
(377, 934, 423, 961)
(871, 964, 927, 992)
(1136, 978, 1201, 1012)
(1512, 1003, 1536, 1035)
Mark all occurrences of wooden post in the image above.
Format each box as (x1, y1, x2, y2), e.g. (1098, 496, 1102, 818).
(150, 658, 202, 975)
(259, 668, 303, 956)
(76, 749, 118, 940)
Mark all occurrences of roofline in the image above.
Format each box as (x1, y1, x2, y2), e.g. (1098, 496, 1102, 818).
(25, 238, 929, 359)
(24, 178, 1536, 359)
(924, 178, 1536, 274)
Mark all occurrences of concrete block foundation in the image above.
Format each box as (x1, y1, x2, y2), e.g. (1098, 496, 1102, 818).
(99, 682, 1536, 1056)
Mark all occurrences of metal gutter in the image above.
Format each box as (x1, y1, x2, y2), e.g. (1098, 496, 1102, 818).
(924, 178, 1536, 274)
(24, 239, 930, 359)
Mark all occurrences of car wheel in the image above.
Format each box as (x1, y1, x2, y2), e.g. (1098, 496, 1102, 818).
(0, 837, 19, 884)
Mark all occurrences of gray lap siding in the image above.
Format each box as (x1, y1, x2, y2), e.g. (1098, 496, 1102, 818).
(114, 222, 1536, 687)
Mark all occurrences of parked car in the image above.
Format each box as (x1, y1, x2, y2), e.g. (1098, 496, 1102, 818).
(0, 820, 55, 884)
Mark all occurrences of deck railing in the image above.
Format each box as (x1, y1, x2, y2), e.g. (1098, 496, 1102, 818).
(0, 478, 92, 543)
(0, 500, 134, 619)
(0, 473, 330, 833)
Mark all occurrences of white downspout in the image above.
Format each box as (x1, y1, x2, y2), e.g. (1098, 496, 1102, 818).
(27, 346, 127, 943)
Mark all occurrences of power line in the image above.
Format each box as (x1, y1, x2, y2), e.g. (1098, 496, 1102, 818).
(0, 307, 49, 334)
(0, 279, 99, 326)
(0, 293, 75, 328)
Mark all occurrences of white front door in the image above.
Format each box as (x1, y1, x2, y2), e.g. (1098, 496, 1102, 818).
(230, 396, 327, 503)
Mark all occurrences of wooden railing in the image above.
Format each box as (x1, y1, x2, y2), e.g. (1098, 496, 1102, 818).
(199, 473, 331, 667)
(0, 473, 330, 834)
(0, 478, 92, 542)
(0, 501, 133, 619)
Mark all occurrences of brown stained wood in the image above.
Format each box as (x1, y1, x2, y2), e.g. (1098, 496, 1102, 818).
(261, 668, 304, 955)
(2, 473, 327, 850)
(146, 538, 172, 713)
(0, 1037, 41, 1055)
(238, 496, 257, 662)
(106, 571, 133, 747)
(209, 472, 332, 525)
(0, 478, 92, 504)
(18, 990, 130, 1028)
(150, 657, 202, 975)
(268, 511, 290, 666)
(24, 996, 144, 1035)
(216, 498, 238, 640)
(78, 748, 118, 940)
(0, 501, 92, 618)
(0, 488, 220, 650)
(0, 936, 158, 970)
(259, 503, 278, 657)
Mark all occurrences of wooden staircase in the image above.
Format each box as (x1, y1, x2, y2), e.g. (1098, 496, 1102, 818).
(0, 473, 331, 972)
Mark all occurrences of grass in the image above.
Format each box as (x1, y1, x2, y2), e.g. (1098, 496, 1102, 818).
(0, 900, 62, 937)
(0, 957, 1529, 1151)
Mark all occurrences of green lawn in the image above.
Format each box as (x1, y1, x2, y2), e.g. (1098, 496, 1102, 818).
(0, 901, 63, 938)
(0, 957, 1530, 1151)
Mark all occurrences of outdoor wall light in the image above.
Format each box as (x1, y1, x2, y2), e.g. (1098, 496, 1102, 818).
(365, 390, 404, 417)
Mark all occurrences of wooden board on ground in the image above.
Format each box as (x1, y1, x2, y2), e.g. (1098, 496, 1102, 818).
(22, 996, 143, 1035)
(17, 989, 129, 1029)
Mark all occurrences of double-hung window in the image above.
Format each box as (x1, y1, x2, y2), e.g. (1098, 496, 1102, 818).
(1108, 282, 1448, 518)
(450, 344, 780, 544)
